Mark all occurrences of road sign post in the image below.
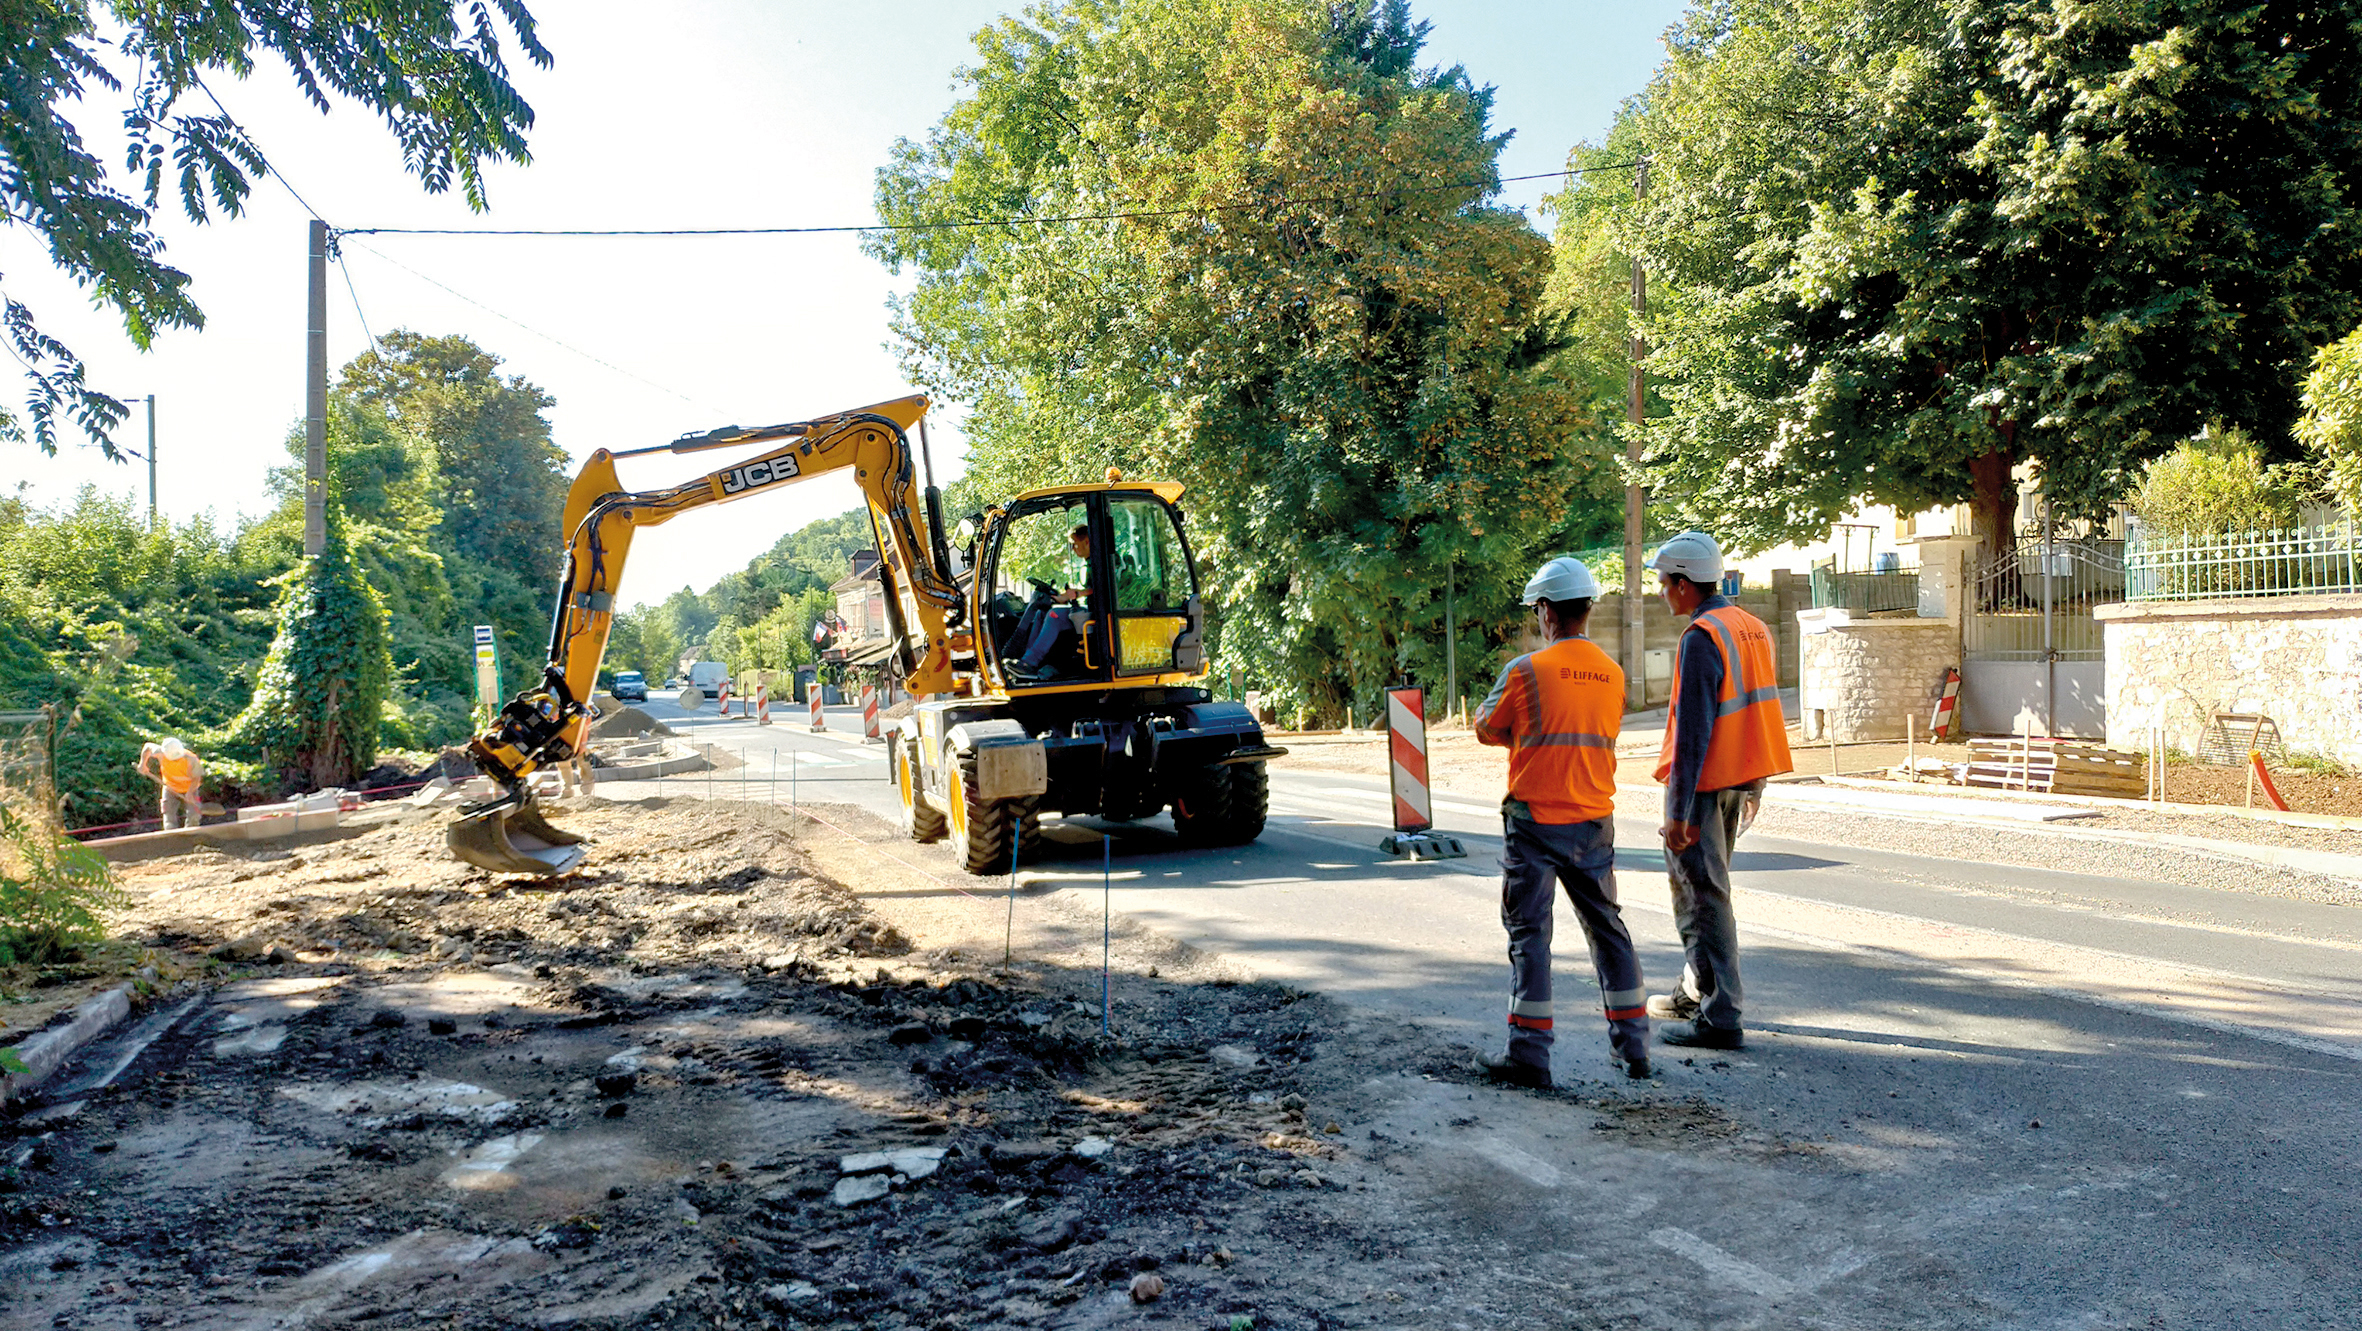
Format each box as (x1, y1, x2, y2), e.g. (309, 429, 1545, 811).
(471, 626, 501, 722)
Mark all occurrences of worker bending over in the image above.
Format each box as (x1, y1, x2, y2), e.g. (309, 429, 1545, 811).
(1649, 532, 1793, 1050)
(1471, 557, 1651, 1088)
(136, 736, 204, 831)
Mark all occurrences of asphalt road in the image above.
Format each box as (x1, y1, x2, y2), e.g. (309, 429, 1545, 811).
(605, 690, 2361, 1328)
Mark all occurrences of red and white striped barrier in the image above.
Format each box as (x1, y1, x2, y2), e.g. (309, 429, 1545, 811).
(861, 682, 880, 741)
(1379, 685, 1464, 860)
(716, 681, 734, 718)
(754, 681, 771, 726)
(809, 680, 826, 732)
(1928, 666, 1961, 741)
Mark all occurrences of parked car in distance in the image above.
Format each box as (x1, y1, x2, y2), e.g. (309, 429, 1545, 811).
(610, 670, 649, 702)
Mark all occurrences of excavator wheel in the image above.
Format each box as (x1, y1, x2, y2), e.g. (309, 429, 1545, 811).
(949, 748, 1033, 876)
(1171, 759, 1268, 847)
(1169, 763, 1236, 847)
(448, 796, 588, 876)
(892, 734, 946, 845)
(1225, 760, 1269, 844)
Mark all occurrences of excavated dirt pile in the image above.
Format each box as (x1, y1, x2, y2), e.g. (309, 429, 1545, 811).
(0, 801, 1807, 1330)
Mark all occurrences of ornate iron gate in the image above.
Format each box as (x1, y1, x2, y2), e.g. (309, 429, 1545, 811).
(1960, 527, 2123, 738)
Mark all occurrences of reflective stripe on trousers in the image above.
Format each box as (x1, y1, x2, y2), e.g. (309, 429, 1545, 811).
(1500, 815, 1649, 1069)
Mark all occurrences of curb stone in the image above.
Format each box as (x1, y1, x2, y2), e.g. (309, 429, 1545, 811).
(2, 985, 134, 1105)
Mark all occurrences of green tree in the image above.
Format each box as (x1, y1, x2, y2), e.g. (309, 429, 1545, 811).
(228, 517, 392, 790)
(3, 1, 547, 456)
(338, 331, 569, 575)
(1623, 0, 2362, 558)
(2296, 327, 2362, 516)
(871, 0, 1588, 720)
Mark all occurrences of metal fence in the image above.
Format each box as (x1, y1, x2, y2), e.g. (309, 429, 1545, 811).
(2125, 516, 2359, 601)
(1809, 551, 1920, 614)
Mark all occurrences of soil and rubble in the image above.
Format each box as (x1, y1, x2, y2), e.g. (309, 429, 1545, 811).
(0, 800, 1815, 1330)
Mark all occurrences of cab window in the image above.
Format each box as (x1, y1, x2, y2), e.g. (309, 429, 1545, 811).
(1107, 498, 1192, 675)
(1108, 499, 1189, 613)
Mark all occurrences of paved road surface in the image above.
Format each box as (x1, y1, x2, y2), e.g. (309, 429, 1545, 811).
(600, 691, 2360, 1327)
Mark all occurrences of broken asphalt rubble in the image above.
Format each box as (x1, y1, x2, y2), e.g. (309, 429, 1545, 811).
(0, 799, 1813, 1329)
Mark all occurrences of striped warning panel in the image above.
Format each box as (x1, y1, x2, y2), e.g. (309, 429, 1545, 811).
(1387, 685, 1433, 833)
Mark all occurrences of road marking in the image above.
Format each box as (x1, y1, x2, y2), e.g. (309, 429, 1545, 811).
(1646, 1227, 1867, 1299)
(1470, 1137, 1561, 1188)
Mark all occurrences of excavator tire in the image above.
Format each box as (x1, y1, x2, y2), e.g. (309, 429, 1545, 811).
(949, 748, 1033, 875)
(1169, 763, 1236, 847)
(1225, 760, 1270, 844)
(1173, 760, 1268, 846)
(892, 735, 946, 844)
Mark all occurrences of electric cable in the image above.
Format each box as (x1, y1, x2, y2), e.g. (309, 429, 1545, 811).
(340, 238, 726, 414)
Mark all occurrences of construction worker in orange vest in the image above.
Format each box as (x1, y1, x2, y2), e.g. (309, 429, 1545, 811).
(136, 736, 205, 831)
(1470, 557, 1652, 1088)
(1648, 532, 1793, 1050)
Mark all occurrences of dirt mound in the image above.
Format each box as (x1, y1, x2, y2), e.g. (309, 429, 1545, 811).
(591, 706, 676, 740)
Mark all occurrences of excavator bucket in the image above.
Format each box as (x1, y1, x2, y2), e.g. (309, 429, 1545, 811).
(447, 797, 588, 876)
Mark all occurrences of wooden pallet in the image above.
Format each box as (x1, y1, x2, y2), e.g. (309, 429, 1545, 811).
(1962, 737, 2149, 797)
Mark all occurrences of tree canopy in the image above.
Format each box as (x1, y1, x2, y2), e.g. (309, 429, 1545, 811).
(1617, 0, 2362, 555)
(872, 0, 1608, 720)
(2, 0, 547, 456)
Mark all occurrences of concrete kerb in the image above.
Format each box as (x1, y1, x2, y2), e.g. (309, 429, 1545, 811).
(2, 985, 133, 1106)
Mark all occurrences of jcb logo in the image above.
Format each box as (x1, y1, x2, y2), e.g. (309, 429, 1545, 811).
(720, 456, 800, 495)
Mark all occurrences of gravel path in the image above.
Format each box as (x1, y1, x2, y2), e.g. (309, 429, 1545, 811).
(1747, 802, 2362, 909)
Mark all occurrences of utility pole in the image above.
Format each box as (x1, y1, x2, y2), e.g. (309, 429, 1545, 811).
(304, 219, 328, 558)
(145, 394, 157, 532)
(1622, 157, 1649, 711)
(1444, 561, 1457, 720)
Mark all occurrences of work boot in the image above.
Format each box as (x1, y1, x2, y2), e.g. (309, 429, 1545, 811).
(1472, 1051, 1551, 1091)
(1658, 1021, 1744, 1051)
(1646, 989, 1701, 1022)
(1612, 1050, 1652, 1081)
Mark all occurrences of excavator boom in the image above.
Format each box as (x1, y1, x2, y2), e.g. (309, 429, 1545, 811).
(449, 394, 954, 875)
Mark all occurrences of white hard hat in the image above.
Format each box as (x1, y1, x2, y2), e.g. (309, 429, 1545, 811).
(160, 737, 186, 760)
(1522, 556, 1603, 604)
(1651, 531, 1725, 585)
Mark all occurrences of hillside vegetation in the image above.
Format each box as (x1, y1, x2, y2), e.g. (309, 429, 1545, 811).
(2, 333, 569, 829)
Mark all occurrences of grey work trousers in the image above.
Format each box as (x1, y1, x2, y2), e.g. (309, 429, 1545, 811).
(1667, 786, 1749, 1031)
(159, 787, 198, 831)
(1500, 815, 1650, 1071)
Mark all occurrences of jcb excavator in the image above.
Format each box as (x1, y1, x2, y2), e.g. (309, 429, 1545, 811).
(448, 394, 1282, 877)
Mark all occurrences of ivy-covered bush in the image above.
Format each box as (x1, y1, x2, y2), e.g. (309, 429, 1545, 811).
(228, 519, 392, 791)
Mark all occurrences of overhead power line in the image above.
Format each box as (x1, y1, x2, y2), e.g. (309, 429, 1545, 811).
(336, 163, 1642, 238)
(341, 239, 727, 414)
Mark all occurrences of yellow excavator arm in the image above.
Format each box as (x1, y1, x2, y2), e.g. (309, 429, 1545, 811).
(450, 394, 958, 874)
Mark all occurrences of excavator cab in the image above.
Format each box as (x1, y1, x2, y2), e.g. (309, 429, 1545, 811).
(976, 486, 1205, 690)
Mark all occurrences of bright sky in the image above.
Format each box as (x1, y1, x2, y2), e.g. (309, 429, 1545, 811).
(4, 0, 1683, 610)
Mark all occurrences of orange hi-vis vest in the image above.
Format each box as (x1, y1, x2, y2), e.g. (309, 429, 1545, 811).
(157, 749, 200, 794)
(1475, 635, 1624, 823)
(1654, 603, 1793, 792)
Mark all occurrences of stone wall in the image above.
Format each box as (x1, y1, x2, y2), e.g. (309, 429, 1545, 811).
(2097, 594, 2362, 766)
(1797, 613, 1959, 741)
(1582, 572, 1807, 706)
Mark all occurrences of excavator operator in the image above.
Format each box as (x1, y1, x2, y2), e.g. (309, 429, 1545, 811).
(1008, 524, 1092, 682)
